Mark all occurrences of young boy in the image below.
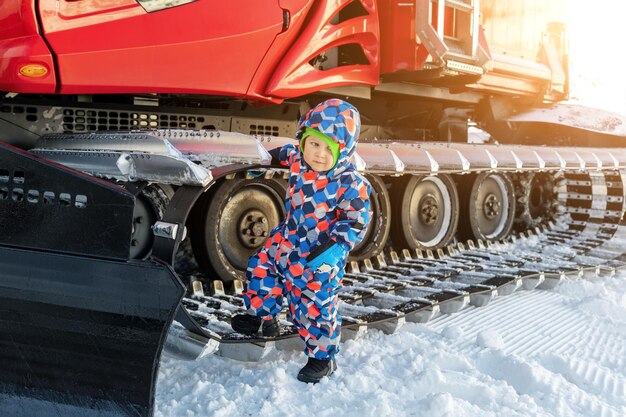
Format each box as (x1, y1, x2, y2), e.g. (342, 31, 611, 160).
(231, 99, 371, 383)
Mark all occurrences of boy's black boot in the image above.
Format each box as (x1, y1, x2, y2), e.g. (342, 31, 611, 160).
(297, 357, 336, 383)
(260, 317, 280, 337)
(231, 314, 279, 337)
(230, 314, 261, 335)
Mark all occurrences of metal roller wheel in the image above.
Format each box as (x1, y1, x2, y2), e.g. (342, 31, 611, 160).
(458, 172, 515, 241)
(130, 184, 171, 260)
(514, 172, 559, 231)
(190, 177, 287, 283)
(349, 174, 391, 262)
(390, 174, 459, 250)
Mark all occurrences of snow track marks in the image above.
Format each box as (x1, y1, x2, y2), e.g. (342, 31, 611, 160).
(428, 275, 626, 417)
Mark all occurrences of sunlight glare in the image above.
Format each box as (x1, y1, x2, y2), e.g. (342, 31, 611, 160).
(566, 0, 626, 112)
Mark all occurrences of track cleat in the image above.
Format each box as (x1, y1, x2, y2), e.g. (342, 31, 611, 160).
(231, 314, 280, 337)
(297, 357, 337, 384)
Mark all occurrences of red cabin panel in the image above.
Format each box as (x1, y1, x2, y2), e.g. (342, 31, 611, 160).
(246, 0, 316, 101)
(38, 0, 284, 96)
(1, 0, 384, 101)
(264, 0, 380, 98)
(0, 2, 56, 93)
(379, 0, 467, 74)
(378, 1, 417, 73)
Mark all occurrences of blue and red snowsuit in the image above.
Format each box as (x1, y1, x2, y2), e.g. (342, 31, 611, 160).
(243, 99, 371, 360)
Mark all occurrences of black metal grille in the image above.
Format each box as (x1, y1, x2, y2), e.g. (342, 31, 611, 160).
(0, 167, 87, 208)
(0, 142, 133, 259)
(60, 108, 212, 132)
(0, 105, 39, 123)
(249, 124, 281, 136)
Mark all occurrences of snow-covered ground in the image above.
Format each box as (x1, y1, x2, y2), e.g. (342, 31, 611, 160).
(155, 268, 626, 417)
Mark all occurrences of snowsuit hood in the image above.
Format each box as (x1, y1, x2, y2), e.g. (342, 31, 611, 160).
(296, 99, 361, 168)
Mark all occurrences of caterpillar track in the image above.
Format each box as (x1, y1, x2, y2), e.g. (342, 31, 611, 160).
(25, 129, 618, 362)
(9, 128, 626, 361)
(168, 220, 626, 362)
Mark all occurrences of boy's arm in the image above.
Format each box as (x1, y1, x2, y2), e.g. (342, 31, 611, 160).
(330, 175, 372, 252)
(307, 174, 371, 268)
(268, 144, 298, 167)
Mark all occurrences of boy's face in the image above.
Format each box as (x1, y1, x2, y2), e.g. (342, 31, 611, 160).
(302, 136, 335, 171)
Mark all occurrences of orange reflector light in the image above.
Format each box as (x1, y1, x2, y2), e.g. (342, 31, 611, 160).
(19, 64, 48, 78)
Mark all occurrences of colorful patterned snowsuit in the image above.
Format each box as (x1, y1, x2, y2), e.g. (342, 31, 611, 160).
(243, 99, 371, 359)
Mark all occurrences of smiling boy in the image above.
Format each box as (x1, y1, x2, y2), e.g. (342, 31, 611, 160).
(231, 99, 372, 383)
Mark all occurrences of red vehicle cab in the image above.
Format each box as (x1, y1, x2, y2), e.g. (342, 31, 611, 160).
(0, 1, 564, 103)
(0, 0, 381, 102)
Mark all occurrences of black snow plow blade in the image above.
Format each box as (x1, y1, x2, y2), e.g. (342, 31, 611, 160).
(0, 248, 183, 417)
(0, 142, 184, 417)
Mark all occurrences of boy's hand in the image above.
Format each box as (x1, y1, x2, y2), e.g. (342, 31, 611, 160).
(306, 243, 347, 271)
(268, 147, 282, 165)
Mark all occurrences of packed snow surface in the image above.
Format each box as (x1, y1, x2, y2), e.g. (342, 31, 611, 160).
(155, 271, 626, 417)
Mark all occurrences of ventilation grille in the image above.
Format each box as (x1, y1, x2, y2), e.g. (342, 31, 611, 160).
(1, 105, 39, 122)
(0, 168, 87, 208)
(249, 124, 281, 136)
(61, 109, 214, 132)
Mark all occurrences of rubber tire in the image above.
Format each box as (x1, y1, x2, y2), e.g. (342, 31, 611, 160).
(349, 174, 391, 262)
(130, 184, 171, 260)
(390, 174, 459, 250)
(457, 172, 516, 242)
(190, 177, 287, 283)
